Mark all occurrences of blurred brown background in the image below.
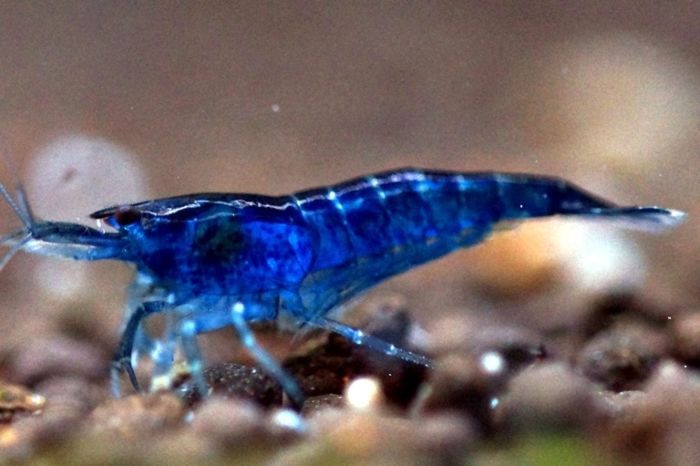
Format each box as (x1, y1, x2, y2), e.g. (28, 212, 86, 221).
(0, 2, 697, 343)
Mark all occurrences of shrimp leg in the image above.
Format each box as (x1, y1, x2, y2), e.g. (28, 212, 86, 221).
(111, 300, 167, 395)
(149, 312, 180, 392)
(230, 301, 305, 408)
(121, 272, 161, 368)
(178, 319, 208, 396)
(313, 317, 433, 367)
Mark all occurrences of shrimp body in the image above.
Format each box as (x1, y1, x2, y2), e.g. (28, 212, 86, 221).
(1, 167, 685, 406)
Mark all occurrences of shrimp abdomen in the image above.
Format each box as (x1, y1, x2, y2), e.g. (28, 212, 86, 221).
(293, 169, 500, 272)
(292, 168, 683, 314)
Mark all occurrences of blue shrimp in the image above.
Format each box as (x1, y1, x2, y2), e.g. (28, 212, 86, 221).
(0, 168, 686, 407)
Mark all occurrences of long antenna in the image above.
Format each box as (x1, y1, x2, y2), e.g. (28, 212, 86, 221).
(0, 235, 29, 272)
(0, 140, 34, 231)
(14, 182, 35, 231)
(0, 182, 31, 229)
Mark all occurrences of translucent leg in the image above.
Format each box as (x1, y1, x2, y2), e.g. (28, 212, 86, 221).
(230, 301, 305, 408)
(149, 311, 179, 392)
(313, 317, 433, 368)
(132, 327, 156, 366)
(121, 273, 159, 368)
(111, 301, 167, 396)
(179, 319, 208, 396)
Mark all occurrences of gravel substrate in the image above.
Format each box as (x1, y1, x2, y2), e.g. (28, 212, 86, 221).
(0, 285, 698, 466)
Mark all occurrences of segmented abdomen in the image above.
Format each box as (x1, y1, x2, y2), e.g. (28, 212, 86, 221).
(288, 167, 628, 313)
(292, 169, 491, 270)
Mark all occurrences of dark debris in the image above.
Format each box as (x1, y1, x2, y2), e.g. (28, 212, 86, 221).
(284, 308, 429, 408)
(182, 362, 284, 408)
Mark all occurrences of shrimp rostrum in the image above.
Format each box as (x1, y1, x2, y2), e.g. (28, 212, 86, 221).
(0, 168, 686, 406)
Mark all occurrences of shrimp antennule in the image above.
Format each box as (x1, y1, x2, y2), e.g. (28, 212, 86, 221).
(0, 147, 36, 272)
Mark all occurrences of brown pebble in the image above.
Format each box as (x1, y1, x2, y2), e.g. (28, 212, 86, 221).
(329, 412, 415, 456)
(319, 411, 468, 463)
(0, 378, 98, 457)
(426, 315, 545, 371)
(582, 292, 683, 339)
(190, 396, 266, 446)
(354, 309, 430, 407)
(90, 392, 184, 438)
(141, 430, 217, 464)
(10, 336, 107, 386)
(413, 412, 476, 452)
(643, 360, 700, 401)
(578, 328, 665, 391)
(284, 335, 355, 399)
(301, 394, 344, 418)
(604, 361, 700, 465)
(501, 362, 602, 431)
(183, 362, 283, 407)
(0, 381, 45, 423)
(671, 312, 700, 365)
(285, 308, 429, 407)
(411, 354, 502, 434)
(34, 376, 106, 416)
(597, 390, 647, 420)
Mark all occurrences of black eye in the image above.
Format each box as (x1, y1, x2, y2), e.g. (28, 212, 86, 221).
(114, 206, 142, 226)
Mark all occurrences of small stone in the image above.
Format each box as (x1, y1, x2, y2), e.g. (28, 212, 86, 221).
(671, 312, 700, 364)
(284, 336, 354, 399)
(644, 360, 700, 399)
(597, 390, 647, 420)
(34, 376, 106, 416)
(426, 315, 545, 372)
(317, 411, 469, 463)
(0, 381, 45, 423)
(190, 396, 265, 445)
(90, 392, 184, 437)
(300, 394, 344, 418)
(183, 362, 283, 407)
(285, 307, 429, 408)
(10, 335, 107, 386)
(578, 328, 664, 391)
(501, 362, 601, 431)
(604, 361, 700, 465)
(582, 292, 684, 339)
(413, 413, 476, 452)
(0, 378, 102, 457)
(324, 412, 411, 457)
(144, 430, 217, 464)
(412, 354, 502, 434)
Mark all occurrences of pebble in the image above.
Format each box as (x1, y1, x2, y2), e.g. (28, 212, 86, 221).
(411, 354, 503, 434)
(10, 335, 107, 386)
(427, 315, 545, 371)
(34, 376, 106, 422)
(300, 394, 344, 418)
(285, 308, 428, 407)
(190, 396, 265, 445)
(183, 362, 283, 407)
(577, 327, 665, 391)
(90, 392, 184, 438)
(0, 380, 45, 423)
(604, 361, 700, 465)
(501, 362, 602, 431)
(670, 312, 700, 364)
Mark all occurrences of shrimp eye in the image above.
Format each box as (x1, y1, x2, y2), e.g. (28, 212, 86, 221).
(114, 206, 142, 226)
